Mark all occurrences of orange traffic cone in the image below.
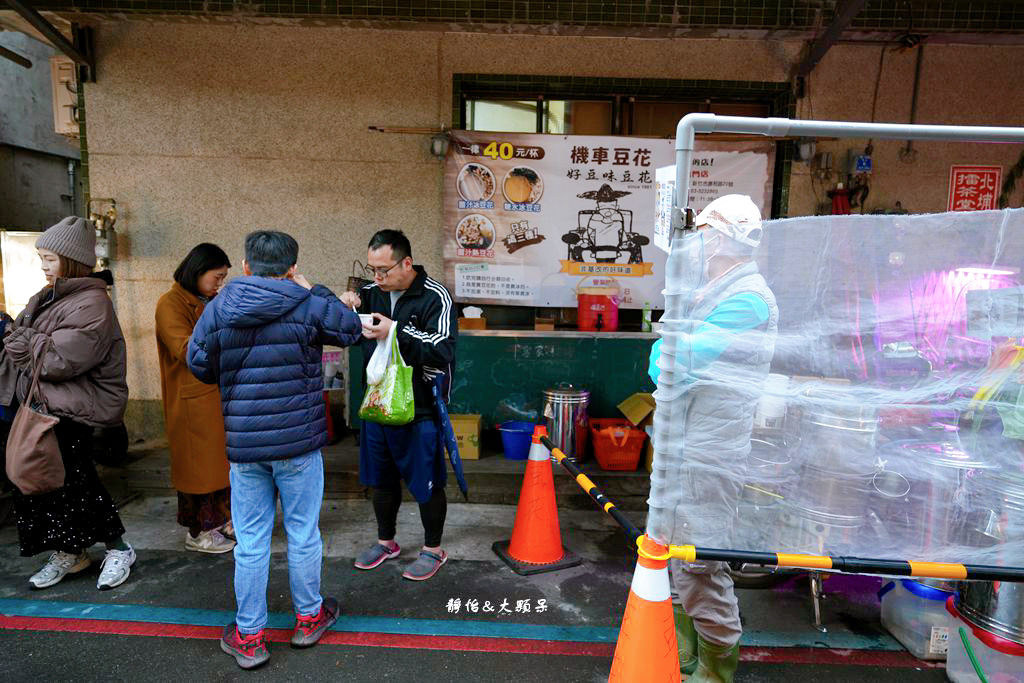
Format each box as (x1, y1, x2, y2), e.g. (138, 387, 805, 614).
(493, 425, 581, 575)
(609, 536, 681, 682)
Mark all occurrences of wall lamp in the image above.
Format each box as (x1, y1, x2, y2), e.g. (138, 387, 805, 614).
(430, 132, 451, 160)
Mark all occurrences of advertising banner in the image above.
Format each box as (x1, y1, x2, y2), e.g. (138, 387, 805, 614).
(443, 131, 773, 308)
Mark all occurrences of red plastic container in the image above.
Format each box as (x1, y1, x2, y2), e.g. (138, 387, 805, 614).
(590, 418, 645, 470)
(577, 286, 619, 332)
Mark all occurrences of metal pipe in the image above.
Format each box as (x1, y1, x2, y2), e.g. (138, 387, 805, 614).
(67, 159, 76, 213)
(2, 0, 94, 71)
(900, 44, 926, 162)
(0, 44, 32, 69)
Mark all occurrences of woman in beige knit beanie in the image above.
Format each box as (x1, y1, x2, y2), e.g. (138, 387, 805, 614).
(0, 216, 135, 591)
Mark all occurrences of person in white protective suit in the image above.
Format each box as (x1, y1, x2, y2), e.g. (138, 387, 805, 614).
(647, 194, 778, 682)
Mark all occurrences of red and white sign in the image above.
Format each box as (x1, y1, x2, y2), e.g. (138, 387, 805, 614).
(948, 165, 1002, 212)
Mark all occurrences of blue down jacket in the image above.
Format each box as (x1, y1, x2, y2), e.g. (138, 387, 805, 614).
(187, 276, 362, 462)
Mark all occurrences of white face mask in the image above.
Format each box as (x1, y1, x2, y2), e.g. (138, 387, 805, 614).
(679, 230, 723, 294)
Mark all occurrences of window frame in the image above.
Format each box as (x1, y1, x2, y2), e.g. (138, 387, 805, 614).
(454, 74, 795, 217)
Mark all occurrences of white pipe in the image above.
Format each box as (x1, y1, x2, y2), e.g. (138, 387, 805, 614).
(674, 114, 1024, 213)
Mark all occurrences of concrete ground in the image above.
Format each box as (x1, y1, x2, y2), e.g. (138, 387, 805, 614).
(1, 491, 950, 682)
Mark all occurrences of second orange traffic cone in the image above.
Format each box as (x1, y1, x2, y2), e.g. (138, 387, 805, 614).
(493, 425, 581, 575)
(609, 535, 681, 682)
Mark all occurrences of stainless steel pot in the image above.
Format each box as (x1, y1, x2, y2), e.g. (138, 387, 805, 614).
(958, 580, 1024, 645)
(542, 385, 590, 464)
(776, 502, 864, 556)
(794, 401, 878, 475)
(786, 463, 875, 519)
(970, 469, 1024, 562)
(871, 440, 992, 558)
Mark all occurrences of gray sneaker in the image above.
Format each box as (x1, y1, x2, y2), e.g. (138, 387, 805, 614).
(185, 529, 235, 554)
(29, 551, 91, 589)
(97, 545, 136, 590)
(291, 596, 339, 648)
(221, 623, 270, 669)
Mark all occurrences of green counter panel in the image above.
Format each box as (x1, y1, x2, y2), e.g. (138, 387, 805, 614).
(348, 333, 657, 429)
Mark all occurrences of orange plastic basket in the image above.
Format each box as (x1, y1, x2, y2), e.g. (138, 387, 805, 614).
(590, 418, 646, 471)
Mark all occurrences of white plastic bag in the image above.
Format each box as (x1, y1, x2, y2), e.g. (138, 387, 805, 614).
(365, 323, 397, 385)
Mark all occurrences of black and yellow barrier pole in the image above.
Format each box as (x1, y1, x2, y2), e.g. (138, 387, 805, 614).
(540, 435, 642, 545)
(539, 436, 1024, 583)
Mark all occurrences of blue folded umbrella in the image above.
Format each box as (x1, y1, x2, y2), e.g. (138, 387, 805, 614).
(432, 375, 469, 501)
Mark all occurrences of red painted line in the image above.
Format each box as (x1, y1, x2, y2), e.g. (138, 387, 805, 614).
(0, 615, 943, 667)
(0, 615, 223, 640)
(0, 615, 612, 657)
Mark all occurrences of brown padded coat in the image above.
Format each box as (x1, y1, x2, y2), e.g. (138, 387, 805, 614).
(154, 283, 229, 494)
(0, 275, 128, 427)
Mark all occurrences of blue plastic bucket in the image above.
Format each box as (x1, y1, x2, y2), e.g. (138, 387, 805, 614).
(499, 421, 535, 460)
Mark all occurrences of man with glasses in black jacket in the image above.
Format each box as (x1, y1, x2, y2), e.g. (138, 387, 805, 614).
(341, 229, 457, 581)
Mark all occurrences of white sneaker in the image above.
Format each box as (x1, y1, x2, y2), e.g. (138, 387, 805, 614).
(185, 528, 235, 554)
(97, 544, 136, 590)
(29, 551, 91, 589)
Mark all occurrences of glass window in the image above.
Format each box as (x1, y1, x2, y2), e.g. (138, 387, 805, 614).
(465, 100, 537, 133)
(629, 101, 771, 137)
(543, 100, 613, 135)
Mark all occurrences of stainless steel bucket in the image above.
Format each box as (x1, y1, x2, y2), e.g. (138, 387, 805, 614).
(795, 403, 878, 474)
(542, 386, 590, 463)
(872, 440, 992, 558)
(958, 581, 1024, 645)
(970, 470, 1024, 562)
(786, 463, 875, 519)
(776, 502, 864, 555)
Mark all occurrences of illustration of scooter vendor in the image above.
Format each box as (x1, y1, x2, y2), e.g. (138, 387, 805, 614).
(562, 184, 649, 264)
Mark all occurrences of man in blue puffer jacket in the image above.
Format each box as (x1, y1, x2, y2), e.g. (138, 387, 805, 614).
(188, 230, 363, 670)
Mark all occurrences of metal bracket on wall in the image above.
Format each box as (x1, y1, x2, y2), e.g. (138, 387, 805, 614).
(2, 0, 96, 81)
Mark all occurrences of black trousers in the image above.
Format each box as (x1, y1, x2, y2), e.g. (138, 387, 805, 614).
(372, 482, 447, 548)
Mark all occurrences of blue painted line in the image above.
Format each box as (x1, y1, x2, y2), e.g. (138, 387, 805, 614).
(0, 598, 904, 650)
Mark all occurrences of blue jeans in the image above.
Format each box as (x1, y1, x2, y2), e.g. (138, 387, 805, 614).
(229, 451, 324, 634)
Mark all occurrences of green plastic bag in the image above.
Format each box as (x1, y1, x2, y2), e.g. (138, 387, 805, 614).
(358, 329, 415, 426)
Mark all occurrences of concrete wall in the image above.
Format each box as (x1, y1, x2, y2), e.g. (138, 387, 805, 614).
(80, 19, 1024, 441)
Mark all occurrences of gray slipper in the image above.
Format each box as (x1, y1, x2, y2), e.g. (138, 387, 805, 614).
(354, 542, 401, 570)
(402, 550, 447, 581)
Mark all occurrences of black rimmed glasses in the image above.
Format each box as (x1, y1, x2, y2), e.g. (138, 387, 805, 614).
(364, 261, 401, 278)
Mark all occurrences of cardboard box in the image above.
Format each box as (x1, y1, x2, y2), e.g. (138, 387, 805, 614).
(458, 317, 486, 331)
(533, 321, 555, 331)
(450, 414, 482, 460)
(617, 393, 657, 473)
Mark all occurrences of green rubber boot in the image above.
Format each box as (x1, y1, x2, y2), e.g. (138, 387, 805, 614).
(687, 635, 739, 683)
(672, 605, 698, 676)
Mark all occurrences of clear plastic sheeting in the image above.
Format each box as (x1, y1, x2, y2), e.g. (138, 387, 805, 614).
(647, 209, 1024, 568)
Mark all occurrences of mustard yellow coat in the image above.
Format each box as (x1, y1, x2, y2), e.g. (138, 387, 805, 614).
(155, 282, 229, 494)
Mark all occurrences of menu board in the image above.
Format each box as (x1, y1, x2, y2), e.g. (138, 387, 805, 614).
(442, 131, 774, 308)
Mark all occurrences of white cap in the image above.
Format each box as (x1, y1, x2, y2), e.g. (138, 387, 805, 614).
(694, 194, 763, 248)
